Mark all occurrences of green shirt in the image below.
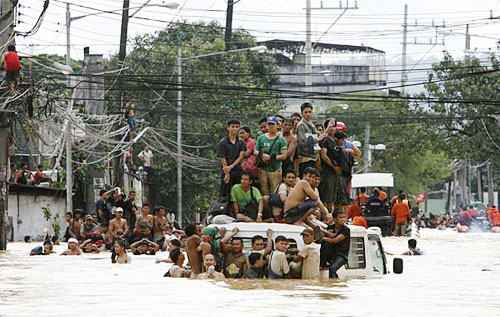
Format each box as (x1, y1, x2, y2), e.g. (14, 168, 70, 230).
(230, 184, 262, 210)
(255, 134, 287, 172)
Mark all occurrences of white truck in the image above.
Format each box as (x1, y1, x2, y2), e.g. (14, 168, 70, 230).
(210, 222, 403, 278)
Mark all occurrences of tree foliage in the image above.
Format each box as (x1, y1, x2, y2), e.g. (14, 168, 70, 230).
(117, 22, 281, 220)
(423, 52, 500, 161)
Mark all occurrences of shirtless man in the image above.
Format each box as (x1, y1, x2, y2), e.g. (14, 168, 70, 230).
(109, 208, 128, 241)
(282, 118, 297, 175)
(61, 238, 83, 256)
(68, 210, 83, 240)
(198, 254, 226, 281)
(283, 167, 329, 231)
(184, 224, 203, 278)
(153, 206, 170, 248)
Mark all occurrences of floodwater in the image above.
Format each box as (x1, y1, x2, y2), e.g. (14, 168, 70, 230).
(1, 229, 499, 317)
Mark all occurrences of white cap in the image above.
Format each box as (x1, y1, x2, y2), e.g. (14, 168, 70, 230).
(68, 238, 78, 244)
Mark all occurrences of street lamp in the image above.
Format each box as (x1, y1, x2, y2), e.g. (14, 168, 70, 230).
(176, 45, 268, 226)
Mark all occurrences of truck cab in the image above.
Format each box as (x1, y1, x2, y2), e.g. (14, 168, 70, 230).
(209, 223, 399, 279)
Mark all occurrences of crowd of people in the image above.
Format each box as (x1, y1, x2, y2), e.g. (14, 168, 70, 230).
(9, 162, 52, 186)
(26, 102, 430, 279)
(29, 209, 351, 280)
(418, 205, 500, 233)
(213, 103, 359, 230)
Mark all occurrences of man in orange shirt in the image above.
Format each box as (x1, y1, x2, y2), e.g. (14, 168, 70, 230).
(391, 194, 411, 236)
(376, 187, 388, 201)
(487, 206, 499, 221)
(488, 206, 500, 227)
(355, 187, 369, 206)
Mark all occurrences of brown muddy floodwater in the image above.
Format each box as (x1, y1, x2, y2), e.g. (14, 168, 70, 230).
(1, 229, 499, 316)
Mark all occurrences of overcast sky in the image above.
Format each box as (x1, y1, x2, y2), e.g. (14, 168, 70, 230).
(17, 0, 500, 90)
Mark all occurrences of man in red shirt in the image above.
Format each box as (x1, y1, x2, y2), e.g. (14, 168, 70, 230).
(34, 164, 52, 186)
(347, 203, 361, 220)
(458, 208, 472, 225)
(1, 45, 21, 94)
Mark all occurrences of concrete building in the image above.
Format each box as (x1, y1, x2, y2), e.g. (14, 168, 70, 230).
(259, 39, 388, 112)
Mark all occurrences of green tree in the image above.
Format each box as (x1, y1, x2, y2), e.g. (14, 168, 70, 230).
(113, 22, 281, 220)
(423, 52, 500, 161)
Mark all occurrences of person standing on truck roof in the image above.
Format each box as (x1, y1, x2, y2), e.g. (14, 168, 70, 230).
(217, 119, 246, 199)
(320, 210, 351, 279)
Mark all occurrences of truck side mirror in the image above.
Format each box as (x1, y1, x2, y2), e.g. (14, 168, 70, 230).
(393, 258, 403, 274)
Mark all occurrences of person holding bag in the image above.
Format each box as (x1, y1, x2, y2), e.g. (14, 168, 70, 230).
(230, 172, 266, 222)
(254, 116, 288, 197)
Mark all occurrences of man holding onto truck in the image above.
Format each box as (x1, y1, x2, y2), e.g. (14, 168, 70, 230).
(320, 210, 351, 279)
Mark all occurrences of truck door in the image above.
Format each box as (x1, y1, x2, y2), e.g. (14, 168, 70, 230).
(368, 234, 387, 274)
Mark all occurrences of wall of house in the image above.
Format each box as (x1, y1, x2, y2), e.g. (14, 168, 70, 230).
(9, 191, 66, 241)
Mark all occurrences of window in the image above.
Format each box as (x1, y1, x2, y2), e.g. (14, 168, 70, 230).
(346, 237, 366, 269)
(368, 235, 386, 274)
(240, 237, 297, 254)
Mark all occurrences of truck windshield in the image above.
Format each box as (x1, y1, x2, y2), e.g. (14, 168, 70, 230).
(368, 235, 387, 274)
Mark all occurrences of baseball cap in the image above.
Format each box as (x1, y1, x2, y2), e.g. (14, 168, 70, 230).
(115, 207, 123, 213)
(300, 228, 314, 236)
(68, 238, 78, 244)
(85, 214, 93, 220)
(266, 116, 278, 124)
(336, 121, 347, 132)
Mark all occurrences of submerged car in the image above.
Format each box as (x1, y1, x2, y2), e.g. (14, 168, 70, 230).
(209, 222, 403, 279)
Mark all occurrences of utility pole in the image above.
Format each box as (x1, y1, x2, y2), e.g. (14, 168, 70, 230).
(112, 0, 131, 187)
(477, 166, 482, 202)
(225, 0, 234, 51)
(465, 24, 470, 60)
(363, 121, 370, 173)
(401, 6, 445, 96)
(305, 1, 358, 102)
(453, 169, 458, 212)
(118, 0, 130, 68)
(0, 0, 15, 250)
(401, 4, 408, 96)
(487, 162, 494, 206)
(177, 45, 183, 226)
(66, 116, 73, 215)
(305, 0, 312, 99)
(66, 3, 71, 87)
